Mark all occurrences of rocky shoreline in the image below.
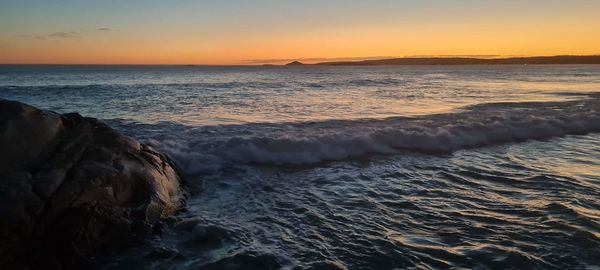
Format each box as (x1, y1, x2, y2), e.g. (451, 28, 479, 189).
(0, 99, 186, 269)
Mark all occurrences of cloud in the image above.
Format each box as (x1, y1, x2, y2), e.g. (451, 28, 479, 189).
(32, 27, 114, 40)
(47, 31, 79, 38)
(31, 30, 82, 41)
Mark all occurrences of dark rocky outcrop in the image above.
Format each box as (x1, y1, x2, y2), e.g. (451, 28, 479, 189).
(0, 99, 186, 269)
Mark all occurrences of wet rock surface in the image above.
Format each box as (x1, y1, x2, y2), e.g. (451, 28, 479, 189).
(0, 99, 186, 269)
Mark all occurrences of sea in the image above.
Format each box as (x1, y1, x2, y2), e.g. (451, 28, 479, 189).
(1, 64, 599, 269)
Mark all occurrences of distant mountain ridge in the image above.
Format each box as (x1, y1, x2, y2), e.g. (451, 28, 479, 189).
(309, 55, 600, 66)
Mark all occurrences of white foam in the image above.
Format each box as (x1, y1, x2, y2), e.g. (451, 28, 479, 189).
(149, 96, 600, 174)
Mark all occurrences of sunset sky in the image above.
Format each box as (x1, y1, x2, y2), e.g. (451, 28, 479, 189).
(1, 0, 600, 65)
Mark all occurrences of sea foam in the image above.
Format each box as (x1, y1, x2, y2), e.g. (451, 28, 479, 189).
(148, 95, 600, 174)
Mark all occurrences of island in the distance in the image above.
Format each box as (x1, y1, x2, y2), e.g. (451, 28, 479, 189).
(285, 61, 306, 66)
(283, 55, 600, 66)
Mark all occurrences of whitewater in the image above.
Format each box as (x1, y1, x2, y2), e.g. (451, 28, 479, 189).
(1, 64, 599, 269)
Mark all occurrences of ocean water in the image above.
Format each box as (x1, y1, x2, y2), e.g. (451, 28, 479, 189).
(1, 65, 599, 269)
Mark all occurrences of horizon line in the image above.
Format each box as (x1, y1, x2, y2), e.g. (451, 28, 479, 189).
(2, 54, 600, 66)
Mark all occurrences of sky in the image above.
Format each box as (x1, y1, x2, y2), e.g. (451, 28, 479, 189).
(1, 0, 600, 65)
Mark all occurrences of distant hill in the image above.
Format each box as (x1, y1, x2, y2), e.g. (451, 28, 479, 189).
(315, 55, 600, 66)
(285, 61, 305, 66)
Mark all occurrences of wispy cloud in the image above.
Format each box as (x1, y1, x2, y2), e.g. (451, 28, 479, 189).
(47, 31, 79, 38)
(32, 27, 111, 41)
(31, 31, 80, 40)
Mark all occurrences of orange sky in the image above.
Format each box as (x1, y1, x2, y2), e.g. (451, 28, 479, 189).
(1, 1, 600, 65)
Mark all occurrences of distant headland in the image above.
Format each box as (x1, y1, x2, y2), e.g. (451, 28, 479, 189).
(285, 61, 306, 66)
(283, 55, 600, 66)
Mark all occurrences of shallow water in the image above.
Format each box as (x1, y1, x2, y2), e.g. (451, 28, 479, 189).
(1, 65, 599, 269)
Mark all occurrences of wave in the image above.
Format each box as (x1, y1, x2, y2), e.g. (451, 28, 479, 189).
(0, 77, 409, 92)
(0, 81, 288, 91)
(139, 94, 600, 174)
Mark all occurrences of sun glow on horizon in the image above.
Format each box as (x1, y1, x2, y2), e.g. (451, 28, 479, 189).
(1, 0, 600, 65)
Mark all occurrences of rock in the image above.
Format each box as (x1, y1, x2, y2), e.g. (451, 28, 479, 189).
(0, 99, 186, 269)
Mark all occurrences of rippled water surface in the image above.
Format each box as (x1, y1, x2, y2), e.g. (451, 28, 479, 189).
(1, 65, 599, 269)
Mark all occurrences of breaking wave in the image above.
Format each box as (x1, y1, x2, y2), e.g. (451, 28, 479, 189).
(140, 95, 600, 174)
